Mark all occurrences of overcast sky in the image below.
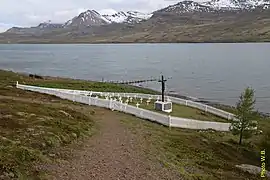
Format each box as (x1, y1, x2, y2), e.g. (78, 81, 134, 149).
(0, 0, 183, 32)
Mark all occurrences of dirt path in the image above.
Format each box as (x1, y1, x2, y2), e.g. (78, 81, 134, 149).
(0, 95, 181, 179)
(45, 109, 181, 180)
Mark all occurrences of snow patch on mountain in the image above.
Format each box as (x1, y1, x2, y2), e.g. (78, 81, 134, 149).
(157, 0, 270, 13)
(201, 0, 270, 10)
(157, 1, 215, 13)
(63, 10, 110, 27)
(102, 11, 152, 24)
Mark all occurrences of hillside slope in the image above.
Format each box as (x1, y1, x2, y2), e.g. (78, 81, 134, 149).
(0, 0, 270, 43)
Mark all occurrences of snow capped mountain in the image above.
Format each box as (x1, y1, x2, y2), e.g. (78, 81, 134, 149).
(156, 1, 216, 13)
(5, 0, 270, 33)
(156, 0, 270, 13)
(102, 11, 152, 24)
(63, 9, 151, 28)
(64, 10, 111, 28)
(201, 0, 270, 10)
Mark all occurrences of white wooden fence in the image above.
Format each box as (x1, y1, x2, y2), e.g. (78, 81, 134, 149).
(16, 83, 232, 131)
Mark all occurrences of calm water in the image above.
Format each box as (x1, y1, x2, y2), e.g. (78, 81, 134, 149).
(0, 43, 269, 113)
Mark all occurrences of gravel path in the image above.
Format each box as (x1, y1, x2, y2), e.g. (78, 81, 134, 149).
(0, 95, 181, 179)
(45, 109, 181, 180)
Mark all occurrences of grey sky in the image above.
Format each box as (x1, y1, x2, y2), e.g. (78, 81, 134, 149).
(0, 0, 182, 32)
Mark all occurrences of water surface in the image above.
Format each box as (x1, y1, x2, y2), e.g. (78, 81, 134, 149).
(0, 43, 269, 113)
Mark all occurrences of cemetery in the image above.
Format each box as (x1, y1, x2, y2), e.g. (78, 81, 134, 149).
(96, 93, 227, 122)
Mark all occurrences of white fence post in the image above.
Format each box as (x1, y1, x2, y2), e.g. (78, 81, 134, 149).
(109, 99, 112, 109)
(88, 96, 91, 105)
(205, 105, 208, 112)
(168, 115, 171, 129)
(186, 100, 188, 106)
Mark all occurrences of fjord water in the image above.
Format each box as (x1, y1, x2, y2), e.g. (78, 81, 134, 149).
(0, 43, 269, 113)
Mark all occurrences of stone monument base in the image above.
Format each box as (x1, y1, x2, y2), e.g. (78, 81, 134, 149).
(154, 101, 172, 113)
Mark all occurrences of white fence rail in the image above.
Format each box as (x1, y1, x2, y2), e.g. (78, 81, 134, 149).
(22, 84, 236, 121)
(16, 83, 232, 131)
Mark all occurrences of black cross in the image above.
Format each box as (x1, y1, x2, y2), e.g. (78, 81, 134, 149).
(158, 75, 167, 102)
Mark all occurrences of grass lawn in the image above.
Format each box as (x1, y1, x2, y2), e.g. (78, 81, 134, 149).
(104, 96, 228, 123)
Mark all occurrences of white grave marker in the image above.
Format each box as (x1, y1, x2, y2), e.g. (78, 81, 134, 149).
(140, 98, 143, 103)
(130, 97, 133, 102)
(146, 99, 150, 106)
(136, 102, 140, 108)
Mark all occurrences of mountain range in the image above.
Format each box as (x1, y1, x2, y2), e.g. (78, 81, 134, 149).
(1, 0, 270, 43)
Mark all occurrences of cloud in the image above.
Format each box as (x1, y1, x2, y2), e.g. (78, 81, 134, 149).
(0, 0, 180, 32)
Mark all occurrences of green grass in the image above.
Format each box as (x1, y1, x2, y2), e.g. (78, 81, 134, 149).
(0, 99, 95, 179)
(120, 114, 268, 180)
(0, 70, 157, 94)
(107, 96, 228, 122)
(131, 99, 228, 123)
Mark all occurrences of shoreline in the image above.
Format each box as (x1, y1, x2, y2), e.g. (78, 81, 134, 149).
(128, 84, 270, 118)
(0, 41, 270, 44)
(4, 70, 270, 118)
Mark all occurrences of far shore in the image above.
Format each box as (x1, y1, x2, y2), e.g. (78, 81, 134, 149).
(0, 40, 270, 44)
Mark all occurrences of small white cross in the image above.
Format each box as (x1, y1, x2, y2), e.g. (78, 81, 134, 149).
(136, 102, 140, 108)
(130, 97, 133, 102)
(146, 100, 150, 105)
(140, 98, 143, 103)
